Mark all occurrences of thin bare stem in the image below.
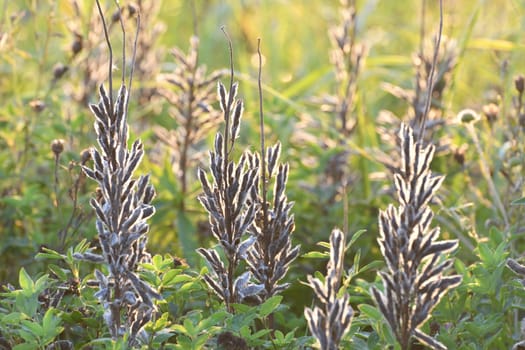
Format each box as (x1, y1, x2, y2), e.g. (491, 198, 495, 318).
(257, 39, 269, 231)
(114, 0, 125, 86)
(53, 155, 60, 209)
(418, 0, 443, 142)
(126, 10, 140, 117)
(95, 0, 113, 113)
(414, 0, 426, 120)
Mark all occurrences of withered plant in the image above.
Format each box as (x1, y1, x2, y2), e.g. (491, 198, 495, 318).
(371, 124, 462, 350)
(321, 0, 365, 137)
(246, 41, 300, 303)
(377, 1, 458, 173)
(304, 228, 353, 350)
(63, 0, 162, 107)
(156, 36, 224, 210)
(74, 2, 160, 345)
(310, 0, 366, 202)
(196, 33, 262, 312)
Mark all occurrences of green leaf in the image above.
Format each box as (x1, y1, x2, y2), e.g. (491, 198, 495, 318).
(13, 343, 37, 350)
(21, 319, 44, 337)
(259, 295, 283, 318)
(195, 333, 210, 348)
(19, 268, 34, 291)
(358, 304, 383, 322)
(177, 213, 199, 267)
(152, 254, 163, 270)
(196, 311, 228, 333)
(316, 242, 331, 249)
(347, 229, 367, 250)
(250, 328, 272, 340)
(48, 264, 68, 281)
(301, 251, 329, 259)
(183, 318, 196, 338)
(468, 38, 522, 51)
(512, 197, 525, 205)
(73, 239, 90, 254)
(162, 271, 191, 286)
(42, 308, 63, 339)
(153, 331, 174, 344)
(171, 324, 189, 336)
(239, 325, 251, 338)
(15, 292, 38, 317)
(1, 311, 24, 324)
(34, 275, 50, 294)
(357, 260, 383, 275)
(35, 252, 64, 261)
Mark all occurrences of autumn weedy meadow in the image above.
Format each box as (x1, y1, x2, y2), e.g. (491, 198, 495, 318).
(1, 1, 525, 349)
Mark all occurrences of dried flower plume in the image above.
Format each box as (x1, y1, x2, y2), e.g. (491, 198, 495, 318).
(305, 228, 353, 350)
(371, 124, 461, 350)
(196, 37, 262, 310)
(156, 36, 224, 210)
(75, 2, 159, 346)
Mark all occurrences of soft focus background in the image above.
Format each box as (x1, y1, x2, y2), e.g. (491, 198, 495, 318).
(1, 0, 525, 345)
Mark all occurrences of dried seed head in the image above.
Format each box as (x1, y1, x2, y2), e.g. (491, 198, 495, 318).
(515, 74, 524, 94)
(95, 187, 103, 202)
(29, 99, 46, 113)
(453, 144, 467, 166)
(127, 4, 137, 17)
(53, 63, 69, 80)
(51, 139, 65, 157)
(457, 109, 479, 124)
(217, 331, 248, 350)
(80, 148, 92, 165)
(111, 10, 121, 23)
(71, 33, 83, 56)
(482, 103, 499, 123)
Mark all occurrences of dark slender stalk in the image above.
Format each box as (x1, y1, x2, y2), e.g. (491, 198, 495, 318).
(418, 0, 443, 142)
(95, 0, 113, 114)
(126, 11, 140, 115)
(257, 39, 269, 234)
(53, 155, 60, 208)
(414, 0, 426, 122)
(114, 0, 125, 86)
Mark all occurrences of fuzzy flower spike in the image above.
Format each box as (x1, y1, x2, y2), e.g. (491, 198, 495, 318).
(371, 124, 462, 350)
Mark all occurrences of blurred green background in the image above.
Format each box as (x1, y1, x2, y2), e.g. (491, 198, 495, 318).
(1, 0, 525, 321)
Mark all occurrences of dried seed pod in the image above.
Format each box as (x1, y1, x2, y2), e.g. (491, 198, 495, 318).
(29, 99, 46, 113)
(304, 229, 353, 350)
(53, 63, 69, 80)
(71, 33, 83, 56)
(372, 124, 461, 350)
(515, 74, 524, 94)
(51, 139, 65, 157)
